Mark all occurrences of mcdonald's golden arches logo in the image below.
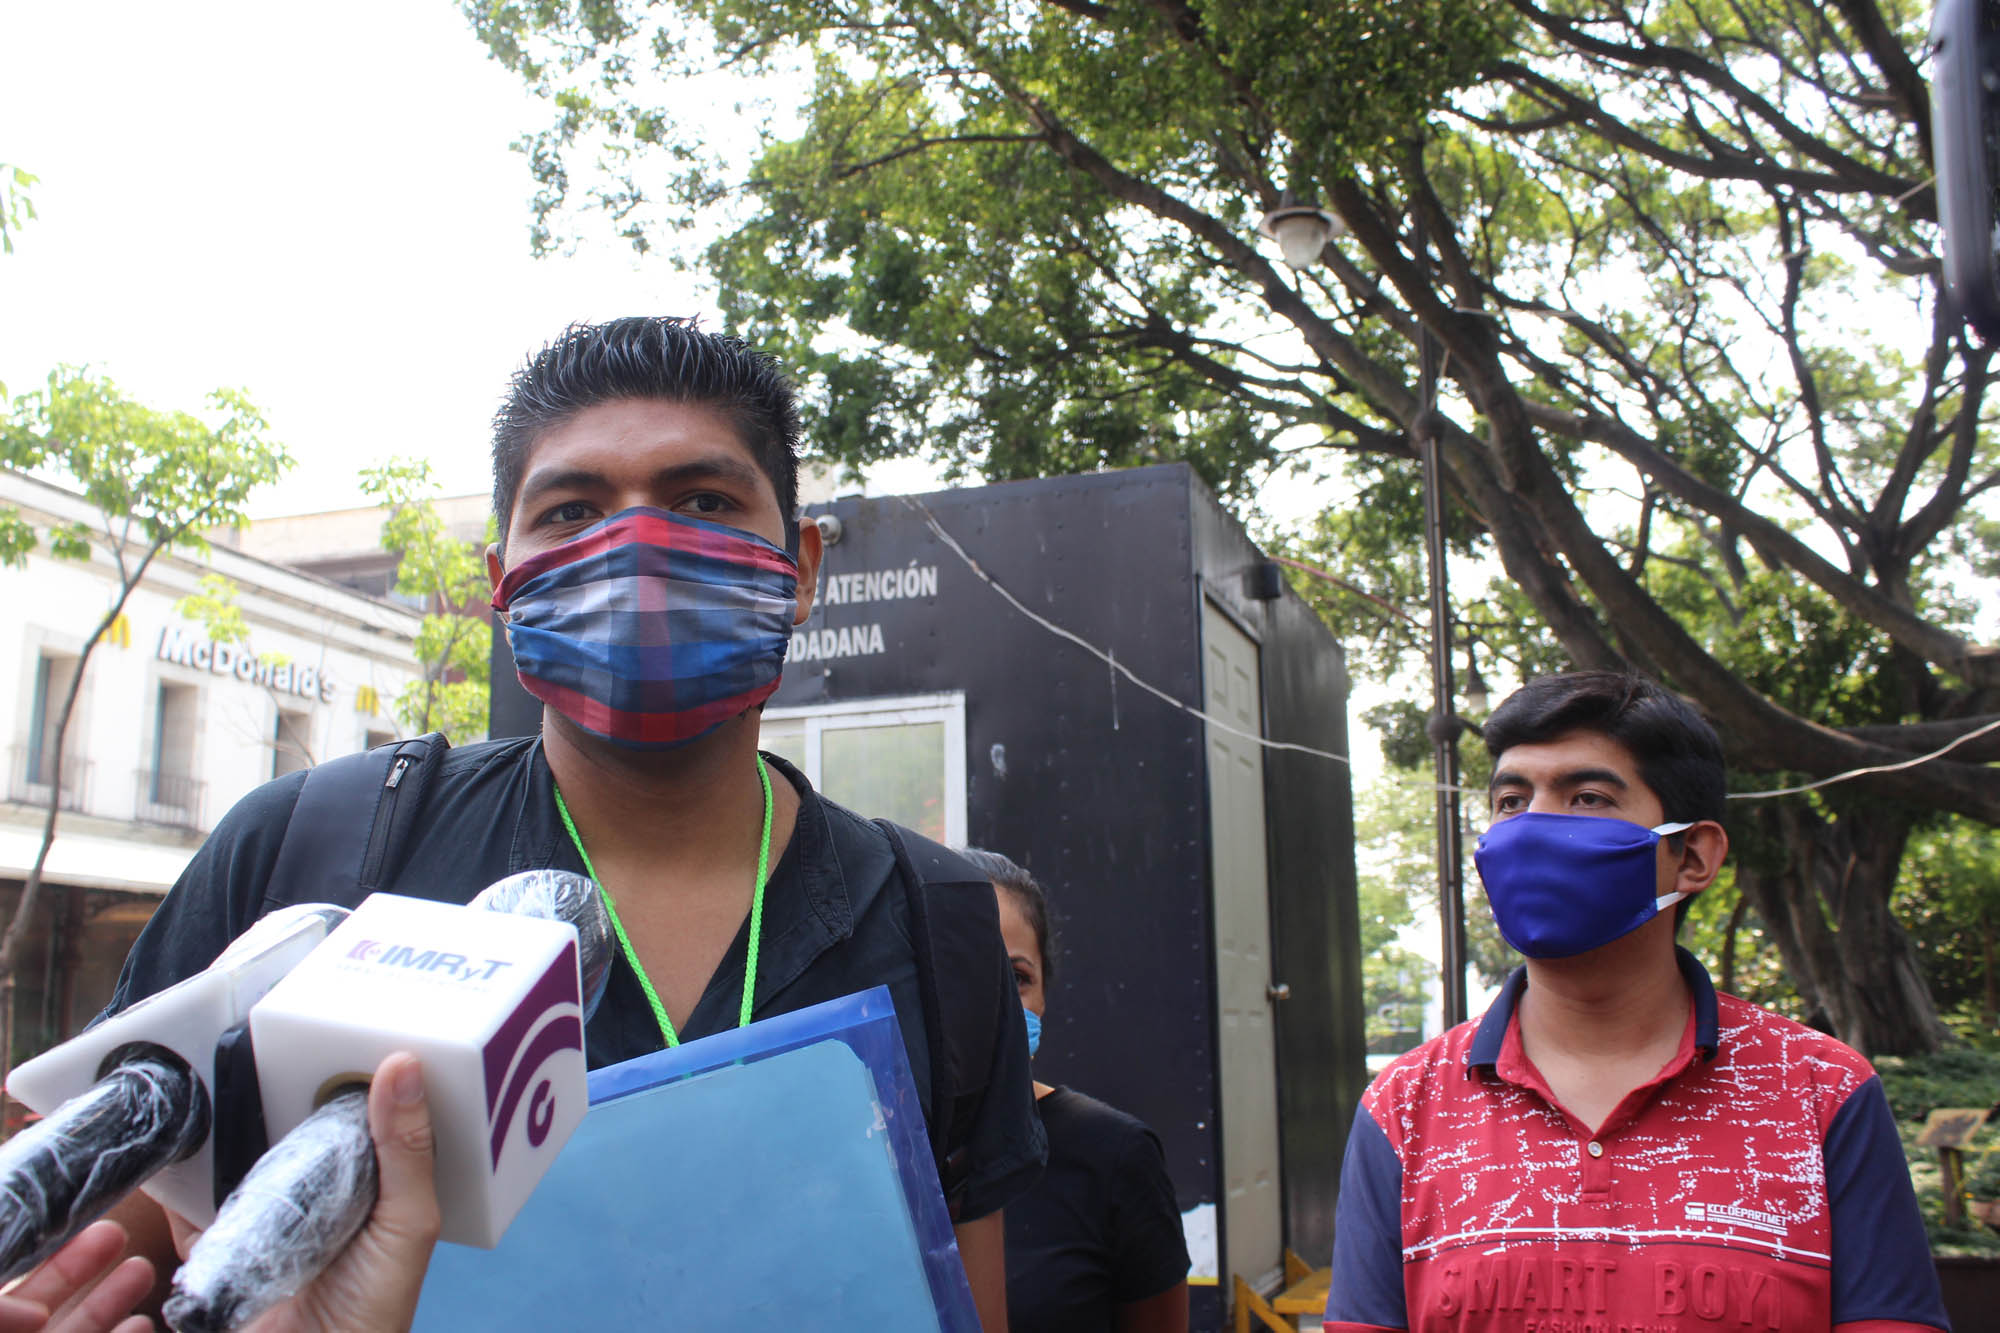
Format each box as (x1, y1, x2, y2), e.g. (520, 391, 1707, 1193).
(354, 685, 381, 717)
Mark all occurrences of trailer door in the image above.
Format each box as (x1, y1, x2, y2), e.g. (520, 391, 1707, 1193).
(1201, 599, 1283, 1292)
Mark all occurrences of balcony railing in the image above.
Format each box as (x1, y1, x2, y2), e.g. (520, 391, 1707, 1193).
(7, 745, 91, 813)
(134, 769, 206, 831)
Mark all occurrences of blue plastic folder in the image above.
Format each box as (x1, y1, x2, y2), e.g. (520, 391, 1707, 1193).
(414, 986, 979, 1331)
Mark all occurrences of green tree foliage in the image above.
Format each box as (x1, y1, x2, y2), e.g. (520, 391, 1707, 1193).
(0, 368, 288, 1068)
(0, 163, 33, 255)
(1352, 776, 1432, 1054)
(176, 570, 255, 646)
(1895, 817, 2000, 1044)
(1877, 1047, 2000, 1255)
(359, 459, 493, 741)
(470, 0, 2000, 1052)
(1357, 718, 1519, 993)
(466, 0, 1509, 497)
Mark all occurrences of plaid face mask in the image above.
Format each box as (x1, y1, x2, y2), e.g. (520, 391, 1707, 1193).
(492, 507, 799, 750)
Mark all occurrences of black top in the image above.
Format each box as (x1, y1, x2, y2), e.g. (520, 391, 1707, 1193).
(105, 738, 1045, 1222)
(1004, 1087, 1190, 1331)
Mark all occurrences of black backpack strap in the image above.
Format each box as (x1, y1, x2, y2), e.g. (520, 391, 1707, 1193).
(874, 819, 1003, 1222)
(212, 732, 445, 1205)
(261, 732, 449, 913)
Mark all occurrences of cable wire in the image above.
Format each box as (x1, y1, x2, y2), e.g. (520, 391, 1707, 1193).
(899, 497, 2000, 799)
(1726, 715, 2000, 801)
(900, 495, 1351, 766)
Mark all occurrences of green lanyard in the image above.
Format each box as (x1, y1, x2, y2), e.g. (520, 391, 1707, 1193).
(552, 754, 773, 1048)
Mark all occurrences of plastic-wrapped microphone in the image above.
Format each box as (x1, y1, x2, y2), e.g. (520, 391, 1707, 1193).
(467, 868, 615, 1018)
(165, 871, 612, 1332)
(0, 1047, 208, 1283)
(0, 903, 353, 1284)
(162, 1089, 371, 1333)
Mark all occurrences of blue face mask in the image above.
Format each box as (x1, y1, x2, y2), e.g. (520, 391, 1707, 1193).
(1474, 813, 1694, 959)
(1022, 1005, 1042, 1059)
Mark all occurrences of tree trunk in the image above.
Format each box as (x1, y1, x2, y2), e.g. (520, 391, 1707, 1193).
(0, 629, 96, 1114)
(0, 533, 174, 1106)
(1734, 802, 1950, 1056)
(1719, 887, 1749, 997)
(54, 886, 82, 1044)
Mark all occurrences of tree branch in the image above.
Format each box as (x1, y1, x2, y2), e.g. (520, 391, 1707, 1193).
(1824, 0, 1933, 152)
(1521, 397, 2000, 686)
(1481, 419, 2000, 818)
(1489, 61, 1901, 198)
(1504, 2, 1924, 203)
(1901, 342, 1992, 560)
(832, 132, 1043, 180)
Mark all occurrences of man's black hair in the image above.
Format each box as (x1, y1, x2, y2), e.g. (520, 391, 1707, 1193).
(1483, 672, 1726, 928)
(491, 316, 802, 552)
(961, 847, 1056, 989)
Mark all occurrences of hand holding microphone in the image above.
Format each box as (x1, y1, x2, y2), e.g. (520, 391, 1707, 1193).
(0, 1049, 442, 1333)
(167, 870, 611, 1331)
(0, 871, 611, 1333)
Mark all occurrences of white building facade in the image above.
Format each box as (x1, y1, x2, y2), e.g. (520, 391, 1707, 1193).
(1, 468, 423, 1065)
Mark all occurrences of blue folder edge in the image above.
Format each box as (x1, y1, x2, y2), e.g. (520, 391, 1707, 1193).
(583, 984, 978, 1328)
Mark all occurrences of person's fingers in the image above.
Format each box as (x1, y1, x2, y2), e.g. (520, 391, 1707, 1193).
(47, 1256, 153, 1333)
(0, 1294, 53, 1333)
(4, 1222, 127, 1313)
(366, 1052, 442, 1251)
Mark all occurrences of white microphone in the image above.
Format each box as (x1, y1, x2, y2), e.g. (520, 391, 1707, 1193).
(167, 870, 613, 1332)
(0, 903, 352, 1278)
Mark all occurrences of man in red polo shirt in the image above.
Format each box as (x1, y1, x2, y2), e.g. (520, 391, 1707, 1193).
(1326, 671, 1950, 1333)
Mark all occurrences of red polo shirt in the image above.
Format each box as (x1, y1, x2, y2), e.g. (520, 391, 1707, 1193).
(1325, 950, 1949, 1333)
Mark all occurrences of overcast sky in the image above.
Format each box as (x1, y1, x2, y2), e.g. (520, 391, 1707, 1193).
(0, 0, 723, 516)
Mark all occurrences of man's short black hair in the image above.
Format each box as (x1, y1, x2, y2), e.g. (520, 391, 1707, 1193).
(1482, 673, 1727, 929)
(1482, 671, 1727, 825)
(492, 316, 802, 553)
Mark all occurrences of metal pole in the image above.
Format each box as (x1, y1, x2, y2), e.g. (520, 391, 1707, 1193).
(1415, 215, 1469, 1029)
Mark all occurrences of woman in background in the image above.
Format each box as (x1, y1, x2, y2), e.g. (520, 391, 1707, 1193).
(960, 848, 1190, 1333)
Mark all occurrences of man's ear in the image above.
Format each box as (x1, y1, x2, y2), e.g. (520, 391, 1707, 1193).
(486, 543, 504, 599)
(1667, 820, 1729, 901)
(791, 519, 824, 627)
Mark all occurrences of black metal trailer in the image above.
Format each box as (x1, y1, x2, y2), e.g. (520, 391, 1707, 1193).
(492, 463, 1365, 1328)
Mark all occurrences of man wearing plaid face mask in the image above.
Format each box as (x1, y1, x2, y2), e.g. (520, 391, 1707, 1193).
(86, 317, 1044, 1330)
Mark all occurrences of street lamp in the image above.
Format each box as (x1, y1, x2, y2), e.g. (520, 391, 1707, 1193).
(1414, 330, 1469, 1030)
(1255, 187, 1471, 1027)
(1258, 198, 1344, 270)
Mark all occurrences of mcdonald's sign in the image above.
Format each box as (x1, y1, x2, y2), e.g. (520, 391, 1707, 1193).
(355, 685, 381, 717)
(105, 614, 131, 649)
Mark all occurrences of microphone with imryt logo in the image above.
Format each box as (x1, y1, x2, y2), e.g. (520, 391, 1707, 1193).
(0, 870, 612, 1333)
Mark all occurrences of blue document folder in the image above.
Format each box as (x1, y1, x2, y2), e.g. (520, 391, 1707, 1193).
(415, 986, 978, 1330)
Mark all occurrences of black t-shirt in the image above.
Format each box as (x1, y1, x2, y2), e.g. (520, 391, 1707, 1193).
(1004, 1087, 1190, 1331)
(104, 737, 1045, 1222)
